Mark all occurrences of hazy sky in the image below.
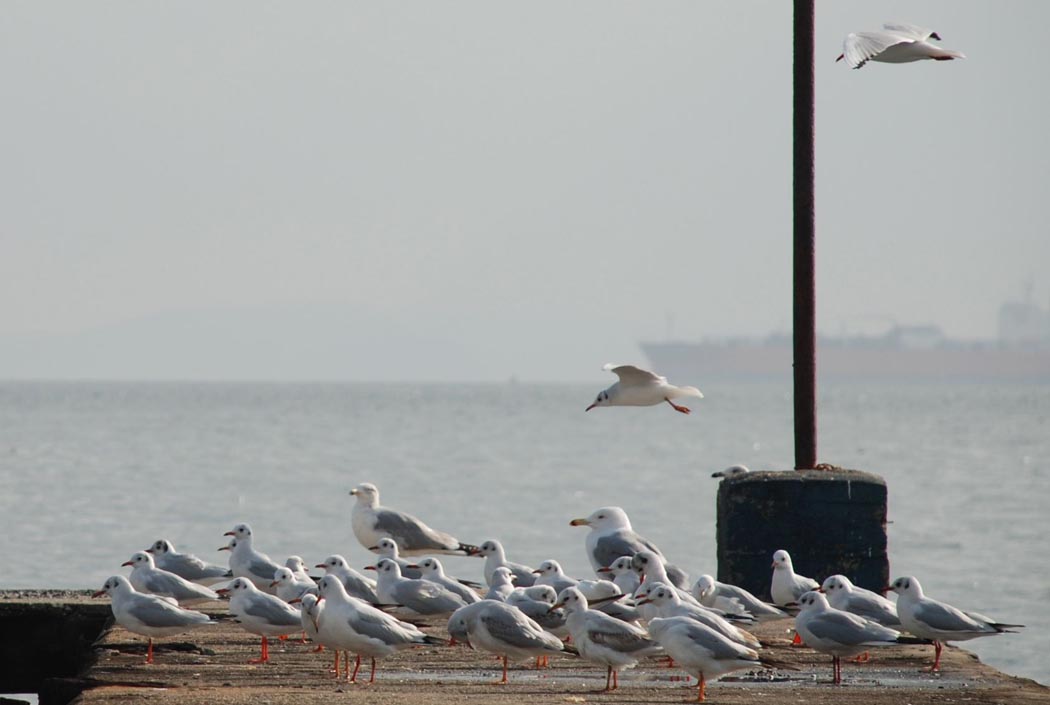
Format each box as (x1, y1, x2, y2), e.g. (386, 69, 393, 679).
(2, 1, 1047, 381)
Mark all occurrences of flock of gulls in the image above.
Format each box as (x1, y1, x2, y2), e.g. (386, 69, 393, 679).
(94, 408, 1023, 703)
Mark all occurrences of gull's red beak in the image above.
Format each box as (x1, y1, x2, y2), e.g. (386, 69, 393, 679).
(406, 564, 420, 570)
(269, 581, 280, 588)
(596, 566, 612, 574)
(585, 403, 597, 412)
(218, 546, 231, 552)
(835, 53, 844, 62)
(223, 531, 236, 536)
(364, 565, 377, 571)
(569, 518, 589, 527)
(92, 590, 106, 598)
(288, 597, 302, 604)
(215, 588, 230, 596)
(120, 560, 133, 567)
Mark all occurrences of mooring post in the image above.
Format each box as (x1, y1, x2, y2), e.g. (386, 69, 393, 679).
(714, 2, 889, 599)
(793, 0, 817, 471)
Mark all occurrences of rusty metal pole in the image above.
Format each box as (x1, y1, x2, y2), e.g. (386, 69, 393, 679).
(793, 0, 817, 469)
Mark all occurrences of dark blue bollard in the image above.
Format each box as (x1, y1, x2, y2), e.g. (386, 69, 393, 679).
(715, 468, 888, 600)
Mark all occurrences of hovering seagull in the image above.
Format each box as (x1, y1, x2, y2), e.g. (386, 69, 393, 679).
(649, 616, 777, 702)
(889, 576, 1023, 672)
(93, 575, 215, 664)
(770, 549, 820, 607)
(586, 363, 703, 414)
(122, 551, 220, 605)
(215, 577, 302, 663)
(146, 539, 231, 586)
(350, 482, 479, 556)
(570, 506, 688, 587)
(794, 591, 904, 684)
(837, 23, 965, 69)
(553, 586, 662, 692)
(447, 601, 574, 683)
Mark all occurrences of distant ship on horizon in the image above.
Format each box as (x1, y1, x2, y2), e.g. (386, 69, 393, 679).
(641, 296, 1050, 383)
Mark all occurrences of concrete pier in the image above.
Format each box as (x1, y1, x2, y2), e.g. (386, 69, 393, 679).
(2, 592, 1047, 705)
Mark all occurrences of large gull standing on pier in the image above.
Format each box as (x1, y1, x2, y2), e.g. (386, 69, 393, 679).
(350, 482, 479, 556)
(571, 506, 688, 587)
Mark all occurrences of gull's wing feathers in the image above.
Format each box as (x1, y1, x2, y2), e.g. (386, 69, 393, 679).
(481, 609, 563, 651)
(914, 599, 990, 633)
(128, 596, 210, 628)
(592, 531, 660, 570)
(842, 31, 908, 69)
(882, 23, 936, 40)
(602, 364, 664, 384)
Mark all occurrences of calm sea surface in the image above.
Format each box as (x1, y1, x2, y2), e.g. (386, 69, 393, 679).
(1, 381, 1047, 684)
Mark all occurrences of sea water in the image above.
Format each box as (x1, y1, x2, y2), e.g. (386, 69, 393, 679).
(0, 380, 1046, 684)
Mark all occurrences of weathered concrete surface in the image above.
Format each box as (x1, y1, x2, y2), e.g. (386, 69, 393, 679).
(5, 595, 1043, 705)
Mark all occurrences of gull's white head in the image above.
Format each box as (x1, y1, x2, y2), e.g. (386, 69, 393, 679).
(601, 556, 635, 576)
(93, 575, 134, 598)
(370, 537, 400, 556)
(772, 549, 794, 571)
(630, 550, 662, 577)
(522, 584, 558, 604)
(821, 574, 854, 596)
(889, 576, 924, 599)
(224, 523, 253, 540)
(635, 581, 675, 606)
(475, 539, 503, 557)
(147, 539, 175, 556)
(317, 574, 350, 602)
(317, 555, 350, 572)
(569, 506, 631, 531)
(217, 577, 258, 597)
(416, 557, 445, 576)
(712, 464, 750, 479)
(694, 574, 716, 599)
(349, 483, 380, 506)
(533, 560, 564, 577)
(797, 590, 831, 612)
(368, 557, 402, 578)
(550, 586, 587, 613)
(285, 556, 307, 572)
(122, 551, 155, 569)
(585, 387, 614, 412)
(490, 566, 514, 586)
(218, 537, 238, 553)
(271, 566, 295, 588)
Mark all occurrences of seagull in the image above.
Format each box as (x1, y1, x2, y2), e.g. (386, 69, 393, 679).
(270, 566, 318, 604)
(570, 506, 688, 587)
(552, 586, 662, 692)
(410, 557, 481, 605)
(220, 524, 283, 593)
(889, 576, 1023, 672)
(636, 582, 760, 650)
(369, 537, 424, 579)
(649, 616, 775, 702)
(284, 556, 313, 583)
(215, 577, 302, 663)
(596, 556, 641, 596)
(771, 550, 820, 606)
(630, 551, 698, 606)
(315, 574, 444, 684)
(350, 482, 479, 556)
(532, 560, 580, 594)
(506, 585, 569, 639)
(711, 465, 750, 479)
(368, 558, 471, 617)
(586, 363, 703, 414)
(93, 575, 215, 664)
(447, 600, 574, 683)
(121, 551, 220, 605)
(837, 23, 965, 69)
(693, 574, 787, 622)
(484, 566, 518, 602)
(794, 591, 903, 684)
(473, 540, 536, 587)
(315, 554, 380, 605)
(146, 539, 231, 586)
(821, 575, 900, 628)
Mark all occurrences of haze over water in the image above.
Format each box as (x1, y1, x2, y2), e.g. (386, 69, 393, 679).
(1, 380, 1046, 685)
